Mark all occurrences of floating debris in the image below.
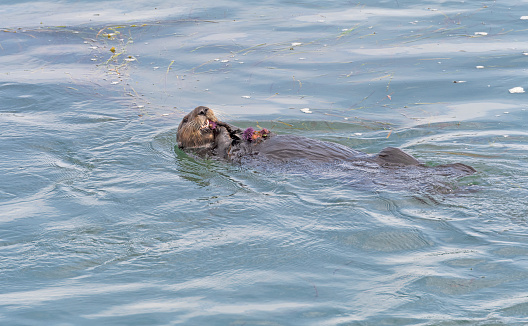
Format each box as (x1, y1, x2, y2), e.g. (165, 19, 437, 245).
(110, 46, 116, 53)
(300, 108, 313, 114)
(509, 87, 525, 93)
(453, 80, 467, 83)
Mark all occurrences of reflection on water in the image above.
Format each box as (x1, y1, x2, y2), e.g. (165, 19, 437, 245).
(1, 0, 528, 325)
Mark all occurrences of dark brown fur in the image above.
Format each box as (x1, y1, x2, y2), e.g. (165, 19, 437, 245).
(177, 106, 476, 174)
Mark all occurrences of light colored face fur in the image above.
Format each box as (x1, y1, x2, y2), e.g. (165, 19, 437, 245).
(177, 106, 219, 149)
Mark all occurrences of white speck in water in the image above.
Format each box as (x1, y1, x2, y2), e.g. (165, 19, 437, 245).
(111, 81, 119, 85)
(291, 42, 302, 47)
(299, 58, 306, 60)
(354, 133, 363, 136)
(214, 58, 220, 61)
(476, 65, 484, 69)
(521, 16, 528, 19)
(241, 95, 251, 99)
(300, 108, 313, 114)
(523, 52, 528, 56)
(153, 67, 159, 70)
(221, 60, 229, 63)
(509, 87, 525, 93)
(504, 135, 509, 137)
(475, 32, 488, 36)
(504, 111, 510, 114)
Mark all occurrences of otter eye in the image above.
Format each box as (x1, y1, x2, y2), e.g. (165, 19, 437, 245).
(182, 118, 188, 123)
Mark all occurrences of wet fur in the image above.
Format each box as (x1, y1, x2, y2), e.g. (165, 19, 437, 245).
(177, 106, 218, 149)
(177, 106, 476, 174)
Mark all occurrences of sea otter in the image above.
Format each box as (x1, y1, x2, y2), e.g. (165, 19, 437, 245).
(177, 106, 476, 175)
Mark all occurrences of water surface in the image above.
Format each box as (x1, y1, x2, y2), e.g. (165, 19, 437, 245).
(1, 0, 528, 325)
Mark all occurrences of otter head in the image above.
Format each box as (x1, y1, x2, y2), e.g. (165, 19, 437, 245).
(177, 106, 219, 149)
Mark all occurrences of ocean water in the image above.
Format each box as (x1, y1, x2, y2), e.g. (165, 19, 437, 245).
(1, 0, 528, 325)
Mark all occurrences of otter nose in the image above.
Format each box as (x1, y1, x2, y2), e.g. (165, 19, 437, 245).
(198, 107, 208, 115)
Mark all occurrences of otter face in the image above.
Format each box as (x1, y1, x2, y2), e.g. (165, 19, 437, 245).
(177, 106, 219, 149)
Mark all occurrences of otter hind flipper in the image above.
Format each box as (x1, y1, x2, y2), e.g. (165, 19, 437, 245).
(376, 147, 421, 166)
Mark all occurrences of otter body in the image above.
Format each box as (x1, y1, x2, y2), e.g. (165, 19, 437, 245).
(177, 106, 475, 176)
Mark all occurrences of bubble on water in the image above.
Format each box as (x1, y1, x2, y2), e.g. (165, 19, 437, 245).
(509, 87, 525, 94)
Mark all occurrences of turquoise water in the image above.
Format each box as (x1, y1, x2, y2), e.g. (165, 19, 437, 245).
(1, 1, 528, 325)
